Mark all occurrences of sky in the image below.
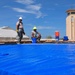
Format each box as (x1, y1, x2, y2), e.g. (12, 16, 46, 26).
(0, 0, 75, 38)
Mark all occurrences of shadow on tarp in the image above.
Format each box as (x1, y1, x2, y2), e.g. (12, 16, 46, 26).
(0, 70, 15, 75)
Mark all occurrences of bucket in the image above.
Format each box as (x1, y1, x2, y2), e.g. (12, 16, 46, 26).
(63, 36, 68, 41)
(32, 38, 37, 43)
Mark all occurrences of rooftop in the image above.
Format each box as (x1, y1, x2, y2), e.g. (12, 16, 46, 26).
(0, 26, 29, 39)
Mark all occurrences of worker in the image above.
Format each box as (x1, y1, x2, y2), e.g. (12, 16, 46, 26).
(16, 17, 25, 44)
(31, 26, 41, 42)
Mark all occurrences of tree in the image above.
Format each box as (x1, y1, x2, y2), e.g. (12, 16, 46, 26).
(46, 36, 52, 39)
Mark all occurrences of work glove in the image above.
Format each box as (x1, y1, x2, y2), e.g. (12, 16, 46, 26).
(16, 30, 18, 32)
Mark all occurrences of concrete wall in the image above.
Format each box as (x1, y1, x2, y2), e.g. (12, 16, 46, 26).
(66, 12, 75, 41)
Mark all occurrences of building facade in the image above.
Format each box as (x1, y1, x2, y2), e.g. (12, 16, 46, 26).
(66, 9, 75, 41)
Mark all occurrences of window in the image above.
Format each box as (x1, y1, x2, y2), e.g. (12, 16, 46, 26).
(71, 12, 75, 14)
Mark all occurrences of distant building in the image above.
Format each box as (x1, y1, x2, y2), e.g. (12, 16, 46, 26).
(0, 26, 29, 40)
(66, 9, 75, 41)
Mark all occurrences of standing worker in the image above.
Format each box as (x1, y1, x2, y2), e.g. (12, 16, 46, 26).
(31, 26, 41, 43)
(16, 17, 25, 44)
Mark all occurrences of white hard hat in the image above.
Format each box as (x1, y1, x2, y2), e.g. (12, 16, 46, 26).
(19, 17, 22, 20)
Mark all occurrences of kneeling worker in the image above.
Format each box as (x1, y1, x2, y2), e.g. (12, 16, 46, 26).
(31, 26, 41, 42)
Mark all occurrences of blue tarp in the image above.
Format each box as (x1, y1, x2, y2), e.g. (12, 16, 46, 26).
(0, 44, 75, 75)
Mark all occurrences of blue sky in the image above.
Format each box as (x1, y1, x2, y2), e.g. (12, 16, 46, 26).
(0, 0, 75, 38)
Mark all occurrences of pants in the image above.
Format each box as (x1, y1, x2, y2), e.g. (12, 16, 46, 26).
(17, 29, 24, 43)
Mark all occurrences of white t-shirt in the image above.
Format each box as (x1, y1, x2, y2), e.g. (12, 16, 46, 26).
(32, 30, 38, 37)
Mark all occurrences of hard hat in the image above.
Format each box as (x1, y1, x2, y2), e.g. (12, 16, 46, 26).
(19, 17, 22, 20)
(33, 26, 37, 30)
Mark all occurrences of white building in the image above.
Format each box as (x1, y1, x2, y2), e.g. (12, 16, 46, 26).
(0, 26, 29, 40)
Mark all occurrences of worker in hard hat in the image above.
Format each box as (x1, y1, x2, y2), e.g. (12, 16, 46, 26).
(31, 26, 41, 42)
(16, 17, 25, 44)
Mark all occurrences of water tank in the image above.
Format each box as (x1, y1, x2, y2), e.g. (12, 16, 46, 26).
(55, 31, 60, 37)
(55, 31, 60, 40)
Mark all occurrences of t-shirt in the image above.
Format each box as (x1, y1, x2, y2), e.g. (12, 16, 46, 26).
(32, 30, 38, 37)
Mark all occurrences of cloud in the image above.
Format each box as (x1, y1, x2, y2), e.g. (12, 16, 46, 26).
(12, 3, 43, 18)
(26, 4, 41, 11)
(12, 8, 28, 13)
(13, 0, 43, 18)
(35, 12, 42, 18)
(37, 26, 55, 30)
(12, 7, 43, 18)
(15, 0, 34, 5)
(2, 0, 44, 18)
